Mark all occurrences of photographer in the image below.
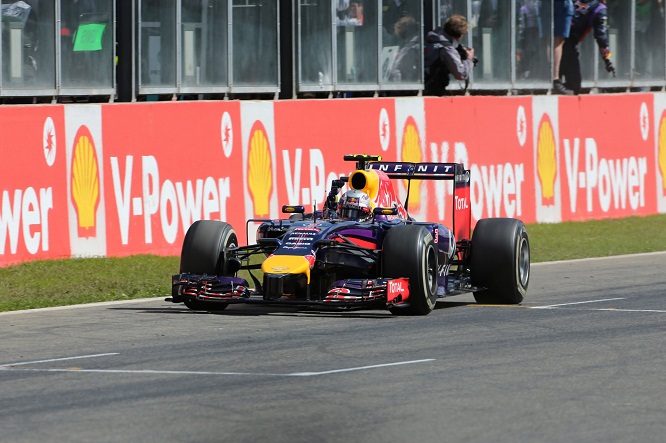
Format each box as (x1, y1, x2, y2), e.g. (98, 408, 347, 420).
(424, 15, 475, 96)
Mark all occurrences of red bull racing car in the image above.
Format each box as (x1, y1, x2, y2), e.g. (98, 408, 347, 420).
(169, 154, 530, 315)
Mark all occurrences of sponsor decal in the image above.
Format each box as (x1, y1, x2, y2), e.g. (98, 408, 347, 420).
(221, 111, 234, 158)
(401, 116, 422, 208)
(537, 114, 557, 206)
(43, 117, 57, 167)
(387, 278, 409, 303)
(110, 155, 231, 245)
(563, 137, 647, 213)
(640, 103, 650, 142)
(659, 112, 666, 196)
(379, 108, 391, 152)
(247, 120, 273, 217)
(517, 105, 528, 147)
(70, 125, 101, 238)
(0, 187, 53, 256)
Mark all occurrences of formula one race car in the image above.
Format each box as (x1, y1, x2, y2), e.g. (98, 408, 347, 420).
(169, 154, 530, 315)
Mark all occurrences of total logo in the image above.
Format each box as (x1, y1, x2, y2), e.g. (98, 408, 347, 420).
(388, 279, 407, 294)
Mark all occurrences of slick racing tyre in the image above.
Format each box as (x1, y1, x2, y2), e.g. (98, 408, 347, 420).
(470, 218, 530, 304)
(179, 220, 238, 311)
(383, 225, 438, 315)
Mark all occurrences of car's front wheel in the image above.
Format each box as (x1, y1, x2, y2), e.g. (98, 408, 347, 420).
(178, 220, 238, 311)
(470, 218, 530, 304)
(383, 225, 438, 315)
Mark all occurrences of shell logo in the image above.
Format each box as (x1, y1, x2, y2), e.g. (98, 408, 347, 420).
(659, 112, 666, 195)
(400, 116, 422, 207)
(536, 114, 557, 206)
(247, 120, 273, 217)
(70, 126, 101, 238)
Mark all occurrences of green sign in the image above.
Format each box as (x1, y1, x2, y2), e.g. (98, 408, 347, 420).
(73, 23, 106, 52)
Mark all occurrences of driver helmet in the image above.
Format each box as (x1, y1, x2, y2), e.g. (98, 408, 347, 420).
(338, 189, 371, 221)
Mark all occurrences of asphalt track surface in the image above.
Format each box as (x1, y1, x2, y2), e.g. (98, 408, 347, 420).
(1, 252, 665, 443)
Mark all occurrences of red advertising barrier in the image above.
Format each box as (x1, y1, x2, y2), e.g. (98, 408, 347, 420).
(101, 101, 245, 256)
(0, 106, 70, 265)
(425, 96, 536, 224)
(556, 95, 656, 221)
(0, 93, 664, 266)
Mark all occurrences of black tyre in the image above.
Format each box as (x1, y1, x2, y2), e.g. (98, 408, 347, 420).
(382, 225, 438, 315)
(470, 218, 530, 304)
(180, 220, 238, 275)
(179, 220, 238, 311)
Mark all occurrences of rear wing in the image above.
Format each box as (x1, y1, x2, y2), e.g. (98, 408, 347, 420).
(368, 161, 471, 241)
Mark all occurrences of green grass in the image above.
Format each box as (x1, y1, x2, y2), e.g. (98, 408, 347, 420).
(527, 214, 666, 262)
(0, 255, 179, 312)
(1, 214, 665, 312)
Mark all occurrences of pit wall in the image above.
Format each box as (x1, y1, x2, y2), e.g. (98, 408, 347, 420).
(2, 93, 666, 266)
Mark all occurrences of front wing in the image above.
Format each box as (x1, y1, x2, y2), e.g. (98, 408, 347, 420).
(171, 274, 412, 310)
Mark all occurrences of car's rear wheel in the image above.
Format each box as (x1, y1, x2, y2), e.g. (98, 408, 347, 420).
(383, 225, 438, 315)
(470, 218, 530, 304)
(179, 220, 238, 311)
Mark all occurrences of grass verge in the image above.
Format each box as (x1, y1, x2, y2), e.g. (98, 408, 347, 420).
(1, 214, 665, 312)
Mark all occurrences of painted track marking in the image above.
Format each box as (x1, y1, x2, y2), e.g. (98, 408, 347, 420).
(0, 358, 435, 377)
(0, 353, 120, 368)
(532, 298, 625, 309)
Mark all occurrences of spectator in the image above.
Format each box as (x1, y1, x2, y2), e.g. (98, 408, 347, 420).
(560, 0, 615, 95)
(517, 0, 546, 80)
(423, 14, 475, 96)
(389, 15, 420, 82)
(551, 0, 574, 94)
(337, 0, 364, 26)
(348, 0, 364, 25)
(478, 0, 507, 79)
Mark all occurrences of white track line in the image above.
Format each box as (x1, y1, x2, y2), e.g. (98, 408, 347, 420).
(0, 358, 435, 377)
(0, 297, 165, 316)
(289, 359, 436, 376)
(531, 250, 666, 266)
(0, 353, 120, 368)
(532, 298, 625, 309)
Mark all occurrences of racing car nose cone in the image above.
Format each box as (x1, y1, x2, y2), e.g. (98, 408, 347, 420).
(262, 255, 312, 283)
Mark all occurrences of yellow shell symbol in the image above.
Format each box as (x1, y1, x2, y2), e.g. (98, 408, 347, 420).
(71, 127, 100, 238)
(401, 119, 422, 207)
(537, 115, 557, 205)
(659, 113, 666, 193)
(248, 122, 272, 217)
